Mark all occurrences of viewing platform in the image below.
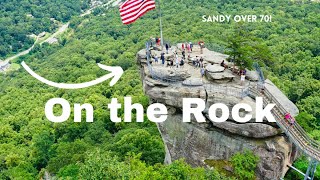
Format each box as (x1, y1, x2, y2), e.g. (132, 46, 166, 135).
(136, 41, 320, 179)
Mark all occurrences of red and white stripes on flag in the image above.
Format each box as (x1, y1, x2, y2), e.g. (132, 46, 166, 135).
(120, 0, 156, 25)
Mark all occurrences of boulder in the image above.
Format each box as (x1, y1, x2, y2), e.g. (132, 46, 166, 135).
(151, 50, 174, 60)
(183, 78, 203, 86)
(206, 64, 225, 73)
(137, 49, 147, 60)
(151, 66, 191, 81)
(145, 77, 170, 87)
(208, 121, 282, 138)
(152, 46, 162, 51)
(145, 86, 206, 108)
(264, 79, 299, 116)
(246, 70, 259, 81)
(204, 56, 226, 64)
(205, 71, 235, 82)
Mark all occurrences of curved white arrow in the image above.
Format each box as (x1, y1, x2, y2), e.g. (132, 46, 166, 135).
(21, 61, 123, 89)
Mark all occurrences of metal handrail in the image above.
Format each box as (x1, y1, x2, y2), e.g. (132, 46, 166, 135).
(249, 85, 320, 161)
(263, 88, 320, 149)
(205, 84, 249, 98)
(253, 62, 265, 84)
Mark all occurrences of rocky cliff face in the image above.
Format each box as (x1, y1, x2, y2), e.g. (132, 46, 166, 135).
(137, 44, 299, 180)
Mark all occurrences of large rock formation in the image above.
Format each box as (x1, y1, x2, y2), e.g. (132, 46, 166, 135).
(137, 44, 299, 180)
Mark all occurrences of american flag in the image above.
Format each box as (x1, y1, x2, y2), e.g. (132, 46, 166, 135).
(120, 0, 156, 25)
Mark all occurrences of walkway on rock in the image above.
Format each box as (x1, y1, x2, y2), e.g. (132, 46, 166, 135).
(249, 85, 319, 177)
(252, 86, 320, 160)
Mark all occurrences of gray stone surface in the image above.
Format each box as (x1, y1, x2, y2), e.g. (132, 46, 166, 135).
(206, 64, 225, 73)
(206, 71, 235, 81)
(137, 44, 299, 180)
(137, 49, 147, 60)
(208, 121, 281, 138)
(246, 70, 259, 81)
(144, 86, 206, 108)
(264, 79, 299, 116)
(151, 67, 191, 81)
(157, 114, 295, 180)
(182, 78, 203, 86)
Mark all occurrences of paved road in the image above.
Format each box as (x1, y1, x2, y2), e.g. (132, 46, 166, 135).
(4, 22, 69, 62)
(5, 36, 39, 62)
(4, 0, 120, 62)
(41, 23, 70, 45)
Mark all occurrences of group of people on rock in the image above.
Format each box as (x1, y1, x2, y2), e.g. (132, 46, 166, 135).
(220, 60, 247, 86)
(181, 42, 193, 53)
(152, 53, 166, 65)
(148, 39, 205, 78)
(190, 56, 204, 68)
(171, 51, 185, 68)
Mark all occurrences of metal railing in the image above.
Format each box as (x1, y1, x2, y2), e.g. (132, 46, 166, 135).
(249, 86, 320, 162)
(253, 62, 265, 89)
(205, 84, 249, 98)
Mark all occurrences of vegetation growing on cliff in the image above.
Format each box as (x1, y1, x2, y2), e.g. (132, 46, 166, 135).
(231, 150, 259, 180)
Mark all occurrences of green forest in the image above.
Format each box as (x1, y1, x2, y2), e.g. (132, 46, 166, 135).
(0, 0, 90, 58)
(0, 0, 320, 179)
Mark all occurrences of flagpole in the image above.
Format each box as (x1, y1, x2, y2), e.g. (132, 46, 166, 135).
(158, 0, 164, 50)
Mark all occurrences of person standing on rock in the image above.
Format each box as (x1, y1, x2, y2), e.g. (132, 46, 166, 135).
(182, 43, 185, 51)
(195, 56, 200, 68)
(175, 56, 180, 68)
(165, 43, 169, 54)
(199, 57, 204, 67)
(240, 73, 246, 86)
(190, 42, 193, 52)
(161, 53, 165, 65)
(182, 50, 186, 60)
(187, 43, 191, 53)
(155, 55, 159, 64)
(200, 65, 205, 78)
(199, 41, 205, 54)
(180, 58, 184, 68)
(169, 58, 174, 68)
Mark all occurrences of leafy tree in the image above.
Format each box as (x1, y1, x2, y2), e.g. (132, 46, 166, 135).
(78, 149, 130, 180)
(30, 130, 55, 170)
(112, 129, 165, 165)
(231, 150, 259, 180)
(225, 24, 254, 70)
